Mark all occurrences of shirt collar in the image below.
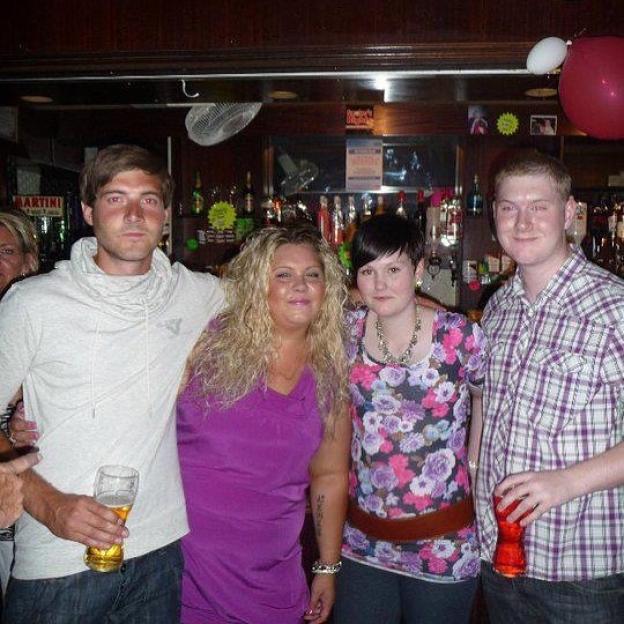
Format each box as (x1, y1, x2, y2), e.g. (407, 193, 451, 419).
(504, 245, 586, 310)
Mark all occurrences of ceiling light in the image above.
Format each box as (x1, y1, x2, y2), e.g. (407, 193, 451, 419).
(373, 75, 389, 91)
(269, 90, 298, 100)
(524, 87, 558, 98)
(20, 95, 54, 103)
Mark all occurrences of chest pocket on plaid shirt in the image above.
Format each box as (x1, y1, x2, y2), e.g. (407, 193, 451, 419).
(524, 347, 598, 436)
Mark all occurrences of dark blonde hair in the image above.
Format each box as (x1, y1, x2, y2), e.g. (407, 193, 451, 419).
(189, 224, 349, 432)
(494, 152, 572, 202)
(0, 209, 39, 274)
(80, 144, 174, 208)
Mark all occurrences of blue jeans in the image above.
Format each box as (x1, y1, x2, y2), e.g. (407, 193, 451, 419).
(2, 541, 182, 624)
(481, 561, 624, 624)
(332, 557, 477, 624)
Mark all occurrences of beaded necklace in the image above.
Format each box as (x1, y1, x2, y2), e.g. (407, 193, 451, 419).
(375, 309, 422, 366)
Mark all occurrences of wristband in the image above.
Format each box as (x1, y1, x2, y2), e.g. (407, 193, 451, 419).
(0, 416, 11, 442)
(311, 560, 342, 575)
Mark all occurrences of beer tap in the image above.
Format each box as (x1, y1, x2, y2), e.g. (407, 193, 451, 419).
(427, 224, 442, 280)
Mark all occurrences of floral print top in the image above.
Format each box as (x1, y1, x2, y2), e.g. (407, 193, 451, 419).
(342, 307, 486, 582)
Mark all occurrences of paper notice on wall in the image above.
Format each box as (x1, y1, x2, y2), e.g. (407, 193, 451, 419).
(346, 138, 382, 191)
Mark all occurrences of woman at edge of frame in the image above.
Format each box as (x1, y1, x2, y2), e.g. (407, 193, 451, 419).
(0, 208, 41, 597)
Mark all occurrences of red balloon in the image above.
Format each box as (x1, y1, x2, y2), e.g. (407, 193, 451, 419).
(559, 36, 624, 140)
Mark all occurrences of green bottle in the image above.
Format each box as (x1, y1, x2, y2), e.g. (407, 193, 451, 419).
(191, 171, 205, 215)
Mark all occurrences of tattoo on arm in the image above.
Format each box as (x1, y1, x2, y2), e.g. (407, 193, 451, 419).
(315, 494, 325, 538)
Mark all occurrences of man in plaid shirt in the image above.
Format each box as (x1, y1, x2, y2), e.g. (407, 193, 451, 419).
(476, 152, 624, 623)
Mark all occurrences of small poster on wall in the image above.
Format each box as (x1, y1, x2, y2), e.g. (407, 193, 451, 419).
(468, 105, 489, 135)
(346, 138, 383, 191)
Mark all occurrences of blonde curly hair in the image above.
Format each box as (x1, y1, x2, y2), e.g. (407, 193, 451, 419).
(189, 224, 349, 433)
(0, 209, 39, 275)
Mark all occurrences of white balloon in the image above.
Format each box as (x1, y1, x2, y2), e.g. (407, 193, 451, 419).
(526, 37, 569, 75)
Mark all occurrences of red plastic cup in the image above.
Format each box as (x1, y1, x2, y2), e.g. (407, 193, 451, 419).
(492, 494, 527, 577)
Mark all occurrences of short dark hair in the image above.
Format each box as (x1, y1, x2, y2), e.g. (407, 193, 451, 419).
(79, 144, 174, 208)
(494, 151, 571, 202)
(352, 213, 424, 275)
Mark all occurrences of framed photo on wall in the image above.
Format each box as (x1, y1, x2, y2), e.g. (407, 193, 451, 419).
(530, 114, 557, 136)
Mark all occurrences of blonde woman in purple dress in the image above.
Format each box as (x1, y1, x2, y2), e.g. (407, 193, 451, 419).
(177, 224, 351, 624)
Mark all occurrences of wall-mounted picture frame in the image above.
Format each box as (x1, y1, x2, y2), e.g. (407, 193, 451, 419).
(530, 114, 557, 136)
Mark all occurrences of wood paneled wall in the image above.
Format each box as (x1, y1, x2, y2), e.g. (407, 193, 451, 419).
(3, 1, 623, 56)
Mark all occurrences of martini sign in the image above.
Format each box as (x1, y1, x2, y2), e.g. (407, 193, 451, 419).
(13, 195, 64, 217)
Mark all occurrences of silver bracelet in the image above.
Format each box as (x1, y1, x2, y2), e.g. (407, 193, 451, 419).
(468, 460, 479, 472)
(311, 560, 342, 575)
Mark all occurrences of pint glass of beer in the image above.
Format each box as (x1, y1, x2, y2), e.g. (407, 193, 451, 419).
(84, 465, 139, 573)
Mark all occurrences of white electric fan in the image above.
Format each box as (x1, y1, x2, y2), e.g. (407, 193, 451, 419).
(185, 103, 262, 146)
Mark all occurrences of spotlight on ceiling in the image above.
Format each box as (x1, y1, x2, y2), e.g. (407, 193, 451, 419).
(20, 95, 54, 103)
(524, 87, 558, 98)
(269, 90, 299, 101)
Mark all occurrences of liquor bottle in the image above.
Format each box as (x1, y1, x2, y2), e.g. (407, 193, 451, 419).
(191, 171, 204, 215)
(616, 205, 624, 277)
(243, 171, 255, 215)
(444, 193, 463, 247)
(261, 196, 276, 227)
(592, 195, 611, 258)
(616, 201, 624, 247)
(438, 192, 449, 244)
(568, 201, 588, 247)
(296, 198, 313, 223)
(414, 189, 427, 239)
(331, 195, 345, 247)
(395, 191, 408, 219)
(595, 230, 618, 274)
(374, 194, 385, 215)
(235, 172, 255, 241)
(466, 174, 484, 217)
(317, 195, 331, 242)
(273, 195, 283, 224)
(607, 197, 618, 237)
(361, 195, 373, 223)
(345, 196, 358, 243)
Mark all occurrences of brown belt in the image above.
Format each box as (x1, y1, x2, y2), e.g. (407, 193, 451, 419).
(347, 496, 474, 543)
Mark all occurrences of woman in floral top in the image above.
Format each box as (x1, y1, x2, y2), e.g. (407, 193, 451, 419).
(333, 214, 486, 624)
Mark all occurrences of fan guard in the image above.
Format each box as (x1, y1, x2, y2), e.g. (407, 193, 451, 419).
(185, 103, 262, 146)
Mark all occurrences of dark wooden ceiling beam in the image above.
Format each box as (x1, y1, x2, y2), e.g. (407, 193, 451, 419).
(0, 42, 534, 80)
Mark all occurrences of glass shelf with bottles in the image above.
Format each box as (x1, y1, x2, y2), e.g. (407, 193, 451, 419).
(569, 189, 624, 278)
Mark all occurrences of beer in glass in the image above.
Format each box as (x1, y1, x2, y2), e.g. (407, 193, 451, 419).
(84, 465, 139, 573)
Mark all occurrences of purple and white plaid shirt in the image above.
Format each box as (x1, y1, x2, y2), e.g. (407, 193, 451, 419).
(476, 246, 624, 581)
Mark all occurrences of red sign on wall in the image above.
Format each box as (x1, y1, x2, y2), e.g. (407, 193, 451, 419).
(346, 107, 374, 133)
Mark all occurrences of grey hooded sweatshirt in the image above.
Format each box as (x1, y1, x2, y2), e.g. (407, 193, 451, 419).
(0, 237, 224, 579)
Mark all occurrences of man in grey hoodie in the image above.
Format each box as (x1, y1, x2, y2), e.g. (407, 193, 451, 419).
(0, 144, 224, 623)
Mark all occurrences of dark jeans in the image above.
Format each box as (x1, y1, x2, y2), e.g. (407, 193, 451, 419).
(2, 541, 183, 624)
(332, 557, 478, 624)
(481, 561, 624, 624)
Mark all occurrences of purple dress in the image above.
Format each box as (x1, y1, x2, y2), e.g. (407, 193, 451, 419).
(177, 368, 324, 624)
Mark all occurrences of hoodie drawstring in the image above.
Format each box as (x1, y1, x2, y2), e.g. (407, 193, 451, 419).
(144, 301, 152, 417)
(90, 316, 101, 419)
